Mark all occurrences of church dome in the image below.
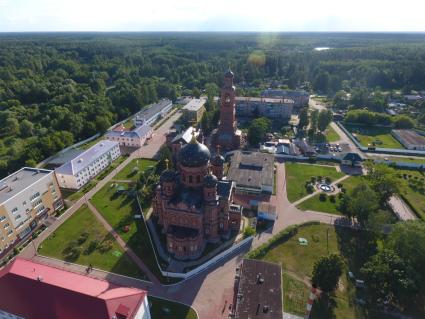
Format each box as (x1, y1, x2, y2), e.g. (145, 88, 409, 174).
(203, 173, 218, 187)
(211, 154, 225, 166)
(178, 140, 211, 168)
(160, 169, 176, 183)
(224, 68, 234, 78)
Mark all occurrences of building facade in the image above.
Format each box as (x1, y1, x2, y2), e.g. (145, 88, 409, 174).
(261, 88, 309, 108)
(134, 99, 173, 127)
(235, 96, 294, 119)
(212, 69, 242, 151)
(105, 124, 153, 148)
(55, 141, 121, 190)
(153, 135, 242, 260)
(181, 98, 206, 123)
(0, 168, 63, 256)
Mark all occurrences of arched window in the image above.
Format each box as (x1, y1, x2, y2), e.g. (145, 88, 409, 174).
(182, 174, 186, 182)
(189, 175, 193, 183)
(196, 175, 201, 183)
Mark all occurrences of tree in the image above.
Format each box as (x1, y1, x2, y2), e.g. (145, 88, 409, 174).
(348, 182, 379, 226)
(365, 163, 400, 204)
(94, 116, 111, 133)
(310, 109, 319, 134)
(192, 87, 201, 98)
(386, 221, 425, 288)
(19, 119, 34, 137)
(312, 254, 344, 294)
(393, 115, 414, 129)
(317, 110, 333, 132)
(298, 107, 309, 131)
(156, 146, 173, 173)
(361, 249, 417, 306)
(247, 117, 271, 146)
(5, 117, 20, 136)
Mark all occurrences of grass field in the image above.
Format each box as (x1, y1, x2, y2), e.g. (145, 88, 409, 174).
(370, 156, 425, 165)
(297, 176, 364, 214)
(90, 182, 165, 281)
(39, 205, 146, 279)
(256, 223, 360, 318)
(285, 163, 345, 203)
(395, 169, 425, 219)
(149, 297, 198, 319)
(114, 158, 157, 181)
(325, 125, 340, 143)
(346, 125, 403, 149)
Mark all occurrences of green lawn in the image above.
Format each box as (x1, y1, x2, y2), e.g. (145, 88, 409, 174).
(149, 297, 198, 319)
(39, 205, 146, 279)
(282, 273, 309, 316)
(285, 163, 345, 202)
(90, 182, 166, 282)
(325, 125, 340, 143)
(254, 223, 360, 319)
(346, 125, 403, 149)
(114, 158, 157, 181)
(297, 176, 364, 215)
(370, 156, 425, 165)
(395, 169, 425, 219)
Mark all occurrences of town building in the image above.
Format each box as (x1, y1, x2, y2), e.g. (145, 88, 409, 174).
(0, 258, 151, 319)
(181, 98, 207, 123)
(153, 134, 242, 260)
(294, 138, 316, 157)
(212, 69, 243, 151)
(55, 140, 121, 190)
(235, 96, 294, 120)
(341, 152, 363, 167)
(257, 202, 277, 221)
(227, 151, 275, 197)
(133, 99, 173, 127)
(166, 126, 202, 159)
(392, 129, 425, 150)
(261, 88, 309, 108)
(232, 259, 282, 319)
(105, 123, 153, 149)
(0, 168, 63, 257)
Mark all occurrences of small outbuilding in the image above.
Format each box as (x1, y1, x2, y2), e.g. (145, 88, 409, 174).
(341, 152, 363, 167)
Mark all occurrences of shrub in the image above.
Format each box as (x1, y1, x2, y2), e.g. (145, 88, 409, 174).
(329, 195, 336, 203)
(243, 226, 256, 239)
(310, 176, 317, 183)
(306, 184, 315, 194)
(319, 193, 327, 201)
(63, 246, 81, 262)
(83, 240, 99, 255)
(77, 232, 89, 245)
(337, 183, 343, 189)
(325, 177, 332, 184)
(341, 187, 346, 193)
(98, 240, 113, 253)
(338, 192, 344, 199)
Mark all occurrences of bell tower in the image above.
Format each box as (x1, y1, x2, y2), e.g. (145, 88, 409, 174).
(212, 68, 241, 151)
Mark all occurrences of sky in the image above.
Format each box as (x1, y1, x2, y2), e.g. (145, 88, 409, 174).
(0, 0, 425, 32)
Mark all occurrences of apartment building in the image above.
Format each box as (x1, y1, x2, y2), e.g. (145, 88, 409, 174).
(104, 123, 153, 148)
(181, 98, 206, 123)
(235, 96, 294, 119)
(0, 168, 63, 256)
(55, 140, 120, 190)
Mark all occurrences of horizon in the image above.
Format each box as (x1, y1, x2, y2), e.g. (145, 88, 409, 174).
(1, 0, 425, 33)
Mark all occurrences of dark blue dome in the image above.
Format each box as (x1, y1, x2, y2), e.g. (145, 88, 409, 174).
(160, 169, 176, 182)
(211, 154, 225, 166)
(178, 141, 211, 167)
(224, 68, 234, 78)
(203, 174, 218, 187)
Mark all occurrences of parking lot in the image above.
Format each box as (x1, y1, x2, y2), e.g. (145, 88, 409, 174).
(313, 142, 350, 156)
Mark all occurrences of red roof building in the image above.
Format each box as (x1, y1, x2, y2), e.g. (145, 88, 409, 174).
(0, 258, 151, 319)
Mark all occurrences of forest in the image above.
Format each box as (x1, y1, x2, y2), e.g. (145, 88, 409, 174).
(1, 32, 425, 177)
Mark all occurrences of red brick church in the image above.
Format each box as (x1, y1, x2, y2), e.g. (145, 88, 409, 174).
(212, 68, 243, 151)
(152, 134, 243, 260)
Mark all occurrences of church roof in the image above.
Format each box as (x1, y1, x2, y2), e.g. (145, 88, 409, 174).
(203, 173, 218, 187)
(178, 139, 211, 168)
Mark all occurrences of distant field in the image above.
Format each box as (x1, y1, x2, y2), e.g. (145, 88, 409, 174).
(346, 124, 403, 149)
(395, 169, 425, 219)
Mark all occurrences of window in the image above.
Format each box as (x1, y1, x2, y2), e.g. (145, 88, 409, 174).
(189, 175, 193, 183)
(0, 215, 6, 222)
(4, 223, 10, 229)
(11, 207, 18, 213)
(15, 215, 21, 221)
(196, 175, 201, 183)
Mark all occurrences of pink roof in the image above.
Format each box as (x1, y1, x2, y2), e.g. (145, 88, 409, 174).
(0, 258, 147, 319)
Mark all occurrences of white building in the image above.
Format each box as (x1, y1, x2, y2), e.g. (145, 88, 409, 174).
(0, 168, 63, 256)
(105, 124, 153, 148)
(392, 129, 425, 151)
(133, 99, 173, 127)
(235, 96, 294, 119)
(55, 141, 120, 190)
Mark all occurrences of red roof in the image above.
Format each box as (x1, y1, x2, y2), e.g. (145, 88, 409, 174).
(0, 258, 147, 319)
